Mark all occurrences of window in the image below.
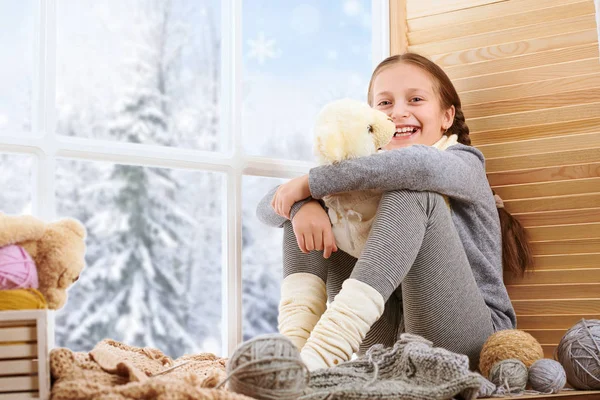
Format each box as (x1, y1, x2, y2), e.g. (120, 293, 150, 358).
(0, 0, 388, 358)
(0, 153, 34, 214)
(0, 1, 36, 137)
(242, 0, 376, 161)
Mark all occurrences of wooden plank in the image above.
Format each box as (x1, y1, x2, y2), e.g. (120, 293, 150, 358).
(472, 117, 600, 145)
(406, 0, 502, 19)
(444, 43, 599, 80)
(487, 163, 600, 186)
(517, 314, 599, 329)
(407, 0, 584, 32)
(0, 393, 38, 399)
(0, 376, 38, 392)
(0, 321, 35, 329)
(493, 178, 600, 200)
(526, 223, 600, 241)
(432, 29, 598, 68)
(468, 103, 600, 132)
(465, 87, 600, 119)
(499, 389, 600, 399)
(531, 239, 600, 256)
(478, 132, 600, 159)
(505, 193, 600, 213)
(542, 344, 556, 359)
(507, 283, 600, 300)
(0, 359, 37, 376)
(524, 328, 567, 344)
(533, 253, 600, 269)
(514, 208, 600, 227)
(390, 0, 408, 55)
(409, 1, 596, 45)
(35, 308, 52, 400)
(512, 298, 600, 314)
(505, 268, 600, 285)
(0, 344, 37, 360)
(411, 14, 597, 56)
(0, 311, 47, 323)
(0, 326, 36, 343)
(486, 148, 600, 173)
(462, 73, 600, 107)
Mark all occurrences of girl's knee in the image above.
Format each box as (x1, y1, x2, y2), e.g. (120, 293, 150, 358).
(383, 189, 446, 209)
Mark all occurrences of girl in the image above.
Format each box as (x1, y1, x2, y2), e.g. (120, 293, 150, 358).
(257, 53, 532, 371)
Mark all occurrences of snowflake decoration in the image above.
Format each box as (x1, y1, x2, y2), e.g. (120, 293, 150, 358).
(247, 32, 279, 65)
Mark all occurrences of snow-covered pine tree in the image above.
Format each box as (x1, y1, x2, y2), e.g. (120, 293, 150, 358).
(56, 0, 203, 358)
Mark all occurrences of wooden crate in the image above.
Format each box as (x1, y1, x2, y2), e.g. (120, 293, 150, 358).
(0, 310, 54, 400)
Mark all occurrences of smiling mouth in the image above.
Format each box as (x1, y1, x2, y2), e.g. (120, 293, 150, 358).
(394, 127, 419, 138)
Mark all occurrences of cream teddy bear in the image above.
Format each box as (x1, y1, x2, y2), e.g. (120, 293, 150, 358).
(313, 98, 395, 258)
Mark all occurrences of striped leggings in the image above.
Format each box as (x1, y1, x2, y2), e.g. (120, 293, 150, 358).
(283, 189, 494, 368)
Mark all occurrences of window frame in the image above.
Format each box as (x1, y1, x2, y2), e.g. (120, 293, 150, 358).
(0, 0, 390, 357)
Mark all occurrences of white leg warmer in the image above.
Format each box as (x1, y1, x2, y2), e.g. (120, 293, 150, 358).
(278, 273, 327, 351)
(300, 278, 385, 370)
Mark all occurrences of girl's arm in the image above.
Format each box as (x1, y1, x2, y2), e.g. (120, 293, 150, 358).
(256, 185, 324, 228)
(308, 144, 488, 203)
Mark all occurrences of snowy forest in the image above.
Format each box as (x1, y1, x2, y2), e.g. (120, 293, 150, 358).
(0, 0, 372, 358)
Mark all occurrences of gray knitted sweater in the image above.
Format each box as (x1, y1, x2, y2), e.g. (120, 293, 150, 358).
(257, 144, 516, 331)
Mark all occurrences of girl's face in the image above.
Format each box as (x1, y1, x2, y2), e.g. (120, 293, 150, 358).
(371, 63, 455, 150)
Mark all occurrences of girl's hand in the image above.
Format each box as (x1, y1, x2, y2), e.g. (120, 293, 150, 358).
(292, 201, 338, 258)
(271, 175, 311, 219)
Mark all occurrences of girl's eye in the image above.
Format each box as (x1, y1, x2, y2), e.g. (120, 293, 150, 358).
(411, 97, 423, 102)
(377, 100, 391, 106)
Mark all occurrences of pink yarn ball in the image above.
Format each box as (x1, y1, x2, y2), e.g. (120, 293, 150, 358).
(0, 245, 38, 289)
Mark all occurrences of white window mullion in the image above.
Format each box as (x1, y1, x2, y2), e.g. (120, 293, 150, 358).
(55, 136, 235, 172)
(243, 157, 312, 179)
(33, 0, 57, 221)
(372, 0, 391, 67)
(222, 0, 244, 357)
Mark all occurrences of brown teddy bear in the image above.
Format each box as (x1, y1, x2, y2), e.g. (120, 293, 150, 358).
(0, 213, 86, 309)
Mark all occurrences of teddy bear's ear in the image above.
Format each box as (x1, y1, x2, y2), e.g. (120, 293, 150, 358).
(55, 218, 87, 239)
(0, 213, 46, 247)
(315, 123, 346, 164)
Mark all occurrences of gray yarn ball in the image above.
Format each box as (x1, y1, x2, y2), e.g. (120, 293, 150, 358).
(489, 359, 528, 393)
(225, 334, 308, 400)
(556, 319, 600, 390)
(528, 359, 566, 394)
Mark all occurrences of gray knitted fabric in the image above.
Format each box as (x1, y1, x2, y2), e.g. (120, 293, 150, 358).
(299, 334, 482, 400)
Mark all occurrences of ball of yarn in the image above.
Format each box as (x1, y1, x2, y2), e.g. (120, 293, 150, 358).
(0, 289, 47, 310)
(556, 319, 600, 390)
(224, 334, 308, 400)
(0, 245, 38, 290)
(528, 358, 566, 394)
(489, 359, 528, 393)
(479, 329, 543, 378)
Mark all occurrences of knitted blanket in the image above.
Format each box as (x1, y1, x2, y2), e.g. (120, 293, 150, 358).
(299, 334, 482, 400)
(50, 339, 253, 400)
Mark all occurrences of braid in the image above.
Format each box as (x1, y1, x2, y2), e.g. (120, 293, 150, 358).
(448, 107, 471, 146)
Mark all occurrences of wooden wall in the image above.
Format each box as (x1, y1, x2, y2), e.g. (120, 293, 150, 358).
(391, 0, 600, 358)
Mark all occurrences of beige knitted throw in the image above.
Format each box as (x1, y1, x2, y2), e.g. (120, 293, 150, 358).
(50, 339, 254, 400)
